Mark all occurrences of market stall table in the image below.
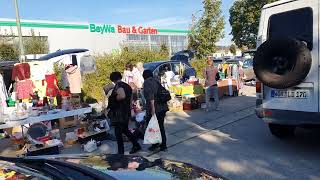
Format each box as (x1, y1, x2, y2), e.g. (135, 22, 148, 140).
(169, 84, 204, 96)
(0, 107, 92, 130)
(217, 78, 238, 97)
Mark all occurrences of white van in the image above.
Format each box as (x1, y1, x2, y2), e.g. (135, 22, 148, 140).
(254, 0, 319, 138)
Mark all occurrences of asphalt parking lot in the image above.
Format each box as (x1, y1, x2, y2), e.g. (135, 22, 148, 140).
(147, 86, 320, 180)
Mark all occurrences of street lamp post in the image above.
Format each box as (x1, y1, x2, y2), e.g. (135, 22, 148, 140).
(13, 0, 25, 62)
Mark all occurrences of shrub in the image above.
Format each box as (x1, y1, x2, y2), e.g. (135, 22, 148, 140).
(191, 59, 207, 79)
(24, 29, 49, 55)
(53, 63, 64, 89)
(0, 43, 19, 61)
(82, 48, 168, 102)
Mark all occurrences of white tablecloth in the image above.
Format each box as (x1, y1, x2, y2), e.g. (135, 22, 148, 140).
(0, 107, 92, 130)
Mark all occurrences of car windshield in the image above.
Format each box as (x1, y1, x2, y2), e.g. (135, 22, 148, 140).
(243, 59, 253, 67)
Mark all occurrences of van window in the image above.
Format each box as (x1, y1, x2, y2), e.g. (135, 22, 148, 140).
(268, 7, 313, 50)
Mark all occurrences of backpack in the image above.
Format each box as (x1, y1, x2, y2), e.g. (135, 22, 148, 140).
(156, 81, 171, 104)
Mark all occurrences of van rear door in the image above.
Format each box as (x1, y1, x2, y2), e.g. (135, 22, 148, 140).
(259, 0, 319, 113)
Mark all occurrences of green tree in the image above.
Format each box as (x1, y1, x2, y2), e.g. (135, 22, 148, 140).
(0, 30, 19, 61)
(229, 44, 237, 55)
(24, 29, 49, 56)
(188, 0, 225, 59)
(0, 43, 18, 61)
(229, 0, 277, 49)
(159, 43, 169, 57)
(82, 48, 168, 102)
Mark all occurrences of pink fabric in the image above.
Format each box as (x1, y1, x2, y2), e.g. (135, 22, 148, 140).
(16, 80, 35, 99)
(65, 66, 81, 94)
(203, 66, 218, 87)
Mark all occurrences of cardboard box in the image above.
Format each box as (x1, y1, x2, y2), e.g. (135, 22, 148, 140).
(183, 101, 199, 111)
(25, 145, 60, 156)
(78, 130, 108, 144)
(168, 99, 183, 112)
(59, 116, 78, 129)
(195, 94, 206, 104)
(218, 79, 238, 96)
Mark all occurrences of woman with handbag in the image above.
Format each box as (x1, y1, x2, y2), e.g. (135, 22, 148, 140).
(203, 58, 220, 112)
(143, 70, 169, 152)
(108, 72, 141, 155)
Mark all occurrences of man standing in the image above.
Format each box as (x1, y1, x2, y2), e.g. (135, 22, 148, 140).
(143, 70, 168, 152)
(108, 72, 141, 154)
(203, 58, 220, 111)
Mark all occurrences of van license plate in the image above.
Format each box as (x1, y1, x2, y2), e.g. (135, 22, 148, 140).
(271, 90, 309, 99)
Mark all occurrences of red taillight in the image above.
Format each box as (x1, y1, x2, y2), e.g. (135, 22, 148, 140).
(256, 81, 262, 93)
(264, 110, 273, 117)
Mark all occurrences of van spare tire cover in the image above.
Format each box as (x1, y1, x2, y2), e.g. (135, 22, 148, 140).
(253, 38, 312, 89)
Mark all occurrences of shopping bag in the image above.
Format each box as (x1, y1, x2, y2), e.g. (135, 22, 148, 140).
(143, 115, 162, 144)
(84, 139, 97, 153)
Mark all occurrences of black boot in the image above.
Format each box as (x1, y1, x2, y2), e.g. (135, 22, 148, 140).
(159, 145, 167, 152)
(129, 145, 141, 154)
(148, 144, 160, 151)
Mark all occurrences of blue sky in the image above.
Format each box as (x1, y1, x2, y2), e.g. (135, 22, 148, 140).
(0, 0, 234, 45)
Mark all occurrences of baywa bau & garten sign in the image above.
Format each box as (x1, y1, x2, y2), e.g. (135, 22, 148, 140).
(89, 24, 158, 35)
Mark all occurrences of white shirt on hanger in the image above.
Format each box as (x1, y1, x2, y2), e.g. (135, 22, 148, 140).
(29, 61, 48, 80)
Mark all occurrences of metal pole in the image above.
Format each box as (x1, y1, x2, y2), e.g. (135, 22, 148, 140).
(148, 35, 151, 51)
(13, 0, 25, 62)
(168, 35, 172, 56)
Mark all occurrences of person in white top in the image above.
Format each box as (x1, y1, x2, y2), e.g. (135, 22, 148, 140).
(132, 62, 145, 106)
(123, 63, 134, 85)
(0, 73, 8, 108)
(132, 62, 144, 89)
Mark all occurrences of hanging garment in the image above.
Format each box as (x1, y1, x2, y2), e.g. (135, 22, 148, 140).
(16, 80, 35, 99)
(222, 63, 229, 76)
(61, 68, 69, 89)
(0, 74, 8, 107)
(132, 67, 144, 89)
(33, 80, 47, 98)
(12, 63, 31, 81)
(71, 55, 77, 66)
(232, 64, 239, 79)
(65, 66, 81, 94)
(227, 65, 233, 78)
(29, 61, 48, 80)
(45, 74, 60, 97)
(164, 71, 175, 88)
(80, 55, 96, 74)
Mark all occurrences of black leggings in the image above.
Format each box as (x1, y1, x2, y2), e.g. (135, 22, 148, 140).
(114, 123, 139, 154)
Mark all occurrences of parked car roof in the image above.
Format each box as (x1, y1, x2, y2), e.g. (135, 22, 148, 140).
(144, 60, 192, 71)
(170, 50, 195, 61)
(0, 61, 16, 70)
(225, 59, 242, 64)
(143, 61, 167, 71)
(38, 48, 89, 60)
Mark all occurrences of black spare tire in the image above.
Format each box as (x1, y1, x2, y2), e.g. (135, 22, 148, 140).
(253, 38, 312, 89)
